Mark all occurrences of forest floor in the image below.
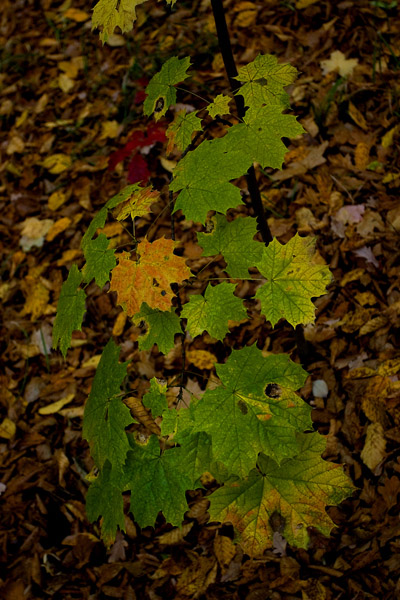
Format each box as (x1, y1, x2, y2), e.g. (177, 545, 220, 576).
(1, 0, 400, 598)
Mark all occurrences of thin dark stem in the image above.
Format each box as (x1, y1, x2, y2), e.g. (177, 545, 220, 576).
(210, 0, 313, 366)
(210, 0, 272, 245)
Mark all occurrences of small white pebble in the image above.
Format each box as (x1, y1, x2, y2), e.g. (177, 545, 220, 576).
(312, 379, 329, 398)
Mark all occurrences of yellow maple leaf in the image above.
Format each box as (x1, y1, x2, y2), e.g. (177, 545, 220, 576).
(92, 0, 144, 43)
(110, 238, 192, 316)
(320, 50, 358, 78)
(113, 186, 160, 221)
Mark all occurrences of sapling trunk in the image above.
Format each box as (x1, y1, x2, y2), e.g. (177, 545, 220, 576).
(210, 0, 273, 245)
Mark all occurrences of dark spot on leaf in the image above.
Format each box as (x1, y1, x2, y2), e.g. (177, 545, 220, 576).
(255, 77, 268, 86)
(237, 400, 248, 414)
(265, 383, 282, 398)
(161, 290, 166, 296)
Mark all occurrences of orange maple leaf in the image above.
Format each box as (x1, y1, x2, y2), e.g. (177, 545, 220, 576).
(110, 237, 191, 316)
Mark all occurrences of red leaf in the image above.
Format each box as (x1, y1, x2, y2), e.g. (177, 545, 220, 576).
(127, 154, 150, 184)
(108, 124, 166, 171)
(145, 123, 167, 145)
(134, 90, 147, 105)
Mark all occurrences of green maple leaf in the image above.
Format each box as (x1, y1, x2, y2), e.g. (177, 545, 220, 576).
(83, 339, 132, 473)
(197, 214, 263, 278)
(143, 378, 168, 418)
(170, 139, 245, 224)
(82, 234, 116, 288)
(170, 103, 303, 223)
(223, 104, 305, 170)
(134, 302, 182, 354)
(208, 433, 355, 556)
(181, 282, 247, 340)
(207, 94, 231, 118)
(53, 264, 86, 357)
(81, 184, 149, 251)
(125, 435, 192, 527)
(166, 110, 202, 153)
(189, 345, 311, 477)
(86, 461, 125, 546)
(235, 54, 298, 109)
(92, 0, 143, 43)
(81, 206, 108, 251)
(255, 234, 332, 327)
(161, 402, 197, 438)
(144, 56, 191, 121)
(177, 431, 212, 487)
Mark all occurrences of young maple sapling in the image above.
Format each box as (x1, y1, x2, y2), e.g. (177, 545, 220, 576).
(53, 0, 355, 554)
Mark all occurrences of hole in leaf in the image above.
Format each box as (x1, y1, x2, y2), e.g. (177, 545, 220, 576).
(265, 383, 282, 398)
(155, 98, 164, 113)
